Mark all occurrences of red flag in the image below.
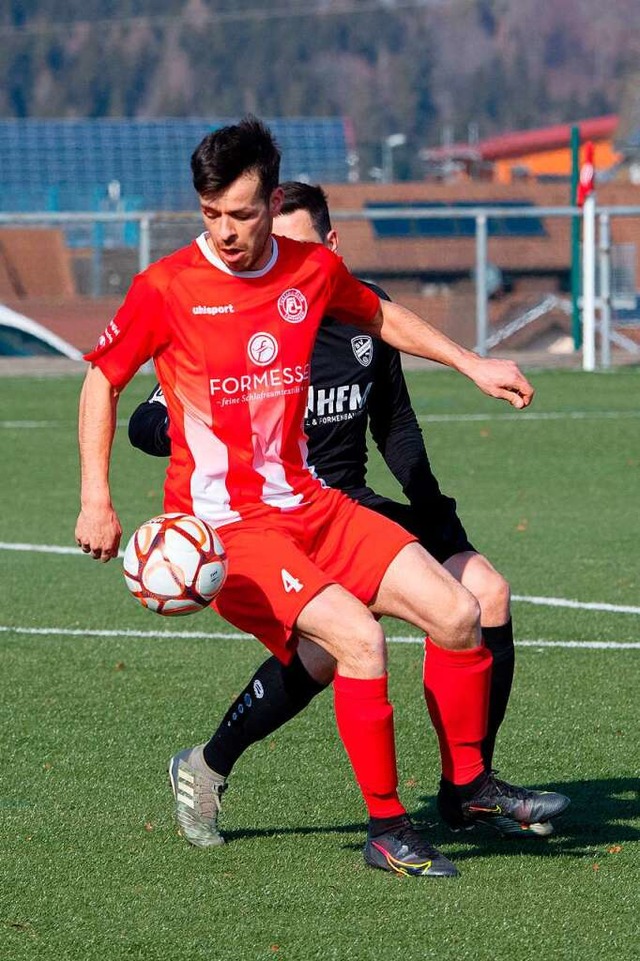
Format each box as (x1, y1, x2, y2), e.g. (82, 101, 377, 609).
(577, 141, 595, 206)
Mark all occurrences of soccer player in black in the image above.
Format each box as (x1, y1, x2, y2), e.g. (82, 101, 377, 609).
(129, 181, 561, 845)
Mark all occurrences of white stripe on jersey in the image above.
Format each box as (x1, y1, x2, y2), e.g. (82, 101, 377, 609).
(185, 412, 242, 527)
(298, 435, 311, 479)
(248, 390, 305, 510)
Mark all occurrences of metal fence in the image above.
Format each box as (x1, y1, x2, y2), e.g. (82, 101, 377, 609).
(1, 204, 639, 369)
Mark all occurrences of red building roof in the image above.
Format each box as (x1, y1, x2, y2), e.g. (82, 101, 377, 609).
(424, 115, 619, 162)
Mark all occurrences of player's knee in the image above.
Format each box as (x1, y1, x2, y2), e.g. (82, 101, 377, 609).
(491, 571, 511, 614)
(476, 569, 511, 623)
(431, 586, 481, 650)
(334, 615, 386, 677)
(456, 590, 482, 642)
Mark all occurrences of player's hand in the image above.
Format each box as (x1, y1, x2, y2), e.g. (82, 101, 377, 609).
(465, 356, 534, 409)
(75, 505, 122, 563)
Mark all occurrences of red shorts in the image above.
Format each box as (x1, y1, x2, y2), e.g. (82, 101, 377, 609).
(213, 485, 415, 663)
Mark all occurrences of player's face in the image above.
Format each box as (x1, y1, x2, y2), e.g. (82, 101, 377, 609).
(199, 172, 283, 272)
(274, 209, 338, 252)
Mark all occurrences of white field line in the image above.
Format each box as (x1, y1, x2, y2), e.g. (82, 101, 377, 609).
(0, 419, 131, 429)
(512, 594, 640, 616)
(1, 540, 639, 617)
(0, 624, 637, 650)
(416, 410, 640, 423)
(2, 411, 640, 431)
(0, 420, 63, 428)
(0, 541, 84, 555)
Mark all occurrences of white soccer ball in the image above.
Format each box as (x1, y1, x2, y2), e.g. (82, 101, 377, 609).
(123, 513, 228, 616)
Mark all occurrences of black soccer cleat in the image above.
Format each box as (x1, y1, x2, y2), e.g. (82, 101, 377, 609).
(438, 773, 570, 835)
(363, 817, 459, 877)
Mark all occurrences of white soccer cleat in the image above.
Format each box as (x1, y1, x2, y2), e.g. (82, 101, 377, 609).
(168, 745, 227, 847)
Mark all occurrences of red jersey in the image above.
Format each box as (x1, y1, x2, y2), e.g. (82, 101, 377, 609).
(86, 233, 380, 527)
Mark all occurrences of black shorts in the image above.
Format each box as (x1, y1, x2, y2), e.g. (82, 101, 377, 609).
(352, 489, 475, 565)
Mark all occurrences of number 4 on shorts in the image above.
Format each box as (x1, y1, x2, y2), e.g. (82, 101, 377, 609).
(281, 568, 304, 593)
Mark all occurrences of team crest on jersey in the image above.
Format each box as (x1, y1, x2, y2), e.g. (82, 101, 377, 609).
(278, 288, 308, 324)
(351, 334, 373, 367)
(248, 332, 279, 366)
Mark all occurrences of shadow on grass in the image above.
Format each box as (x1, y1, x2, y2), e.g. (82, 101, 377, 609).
(407, 776, 640, 862)
(217, 777, 639, 860)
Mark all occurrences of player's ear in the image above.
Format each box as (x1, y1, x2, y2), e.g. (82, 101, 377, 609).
(325, 228, 339, 253)
(270, 186, 284, 218)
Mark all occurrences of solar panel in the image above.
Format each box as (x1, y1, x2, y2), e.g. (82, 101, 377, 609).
(365, 201, 547, 239)
(0, 117, 351, 213)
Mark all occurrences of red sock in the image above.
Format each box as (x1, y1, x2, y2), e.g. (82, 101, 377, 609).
(423, 637, 492, 785)
(333, 673, 406, 818)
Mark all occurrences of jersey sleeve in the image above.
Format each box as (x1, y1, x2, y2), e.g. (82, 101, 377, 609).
(368, 341, 441, 505)
(128, 384, 171, 457)
(325, 255, 380, 328)
(84, 272, 170, 391)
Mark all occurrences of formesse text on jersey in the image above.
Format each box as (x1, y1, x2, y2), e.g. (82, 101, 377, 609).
(209, 364, 311, 397)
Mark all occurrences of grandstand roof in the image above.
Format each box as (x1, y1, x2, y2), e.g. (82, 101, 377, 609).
(0, 117, 352, 212)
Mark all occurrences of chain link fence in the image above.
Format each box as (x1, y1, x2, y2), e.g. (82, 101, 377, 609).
(1, 205, 639, 367)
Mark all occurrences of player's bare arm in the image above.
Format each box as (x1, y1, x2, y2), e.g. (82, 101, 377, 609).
(369, 299, 534, 409)
(75, 364, 122, 562)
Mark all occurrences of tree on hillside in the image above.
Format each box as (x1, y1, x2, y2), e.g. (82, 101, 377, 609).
(0, 0, 634, 166)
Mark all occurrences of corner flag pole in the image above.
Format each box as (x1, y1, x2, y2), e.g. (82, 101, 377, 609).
(578, 142, 596, 371)
(570, 126, 582, 350)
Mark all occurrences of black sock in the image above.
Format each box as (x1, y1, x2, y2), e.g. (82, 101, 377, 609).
(441, 769, 489, 801)
(368, 813, 412, 837)
(202, 653, 328, 777)
(481, 619, 515, 770)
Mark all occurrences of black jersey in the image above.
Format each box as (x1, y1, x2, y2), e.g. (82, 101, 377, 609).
(306, 314, 434, 504)
(127, 281, 474, 562)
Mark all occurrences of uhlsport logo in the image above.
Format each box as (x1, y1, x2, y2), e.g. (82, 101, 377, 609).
(192, 304, 235, 316)
(248, 332, 278, 366)
(351, 335, 373, 367)
(278, 288, 308, 324)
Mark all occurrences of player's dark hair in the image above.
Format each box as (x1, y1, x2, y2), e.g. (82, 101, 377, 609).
(191, 116, 281, 201)
(280, 181, 333, 241)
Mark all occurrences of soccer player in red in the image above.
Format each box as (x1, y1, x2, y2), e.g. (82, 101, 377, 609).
(76, 117, 569, 877)
(130, 181, 560, 842)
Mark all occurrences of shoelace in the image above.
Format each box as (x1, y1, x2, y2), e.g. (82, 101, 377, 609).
(486, 774, 533, 801)
(210, 780, 228, 810)
(393, 824, 441, 859)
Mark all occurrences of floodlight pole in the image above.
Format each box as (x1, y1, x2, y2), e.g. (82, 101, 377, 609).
(382, 133, 406, 183)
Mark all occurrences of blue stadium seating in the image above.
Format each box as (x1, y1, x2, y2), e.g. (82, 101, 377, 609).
(0, 117, 351, 213)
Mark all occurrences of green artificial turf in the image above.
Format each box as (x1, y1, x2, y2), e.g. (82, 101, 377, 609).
(0, 367, 638, 961)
